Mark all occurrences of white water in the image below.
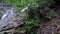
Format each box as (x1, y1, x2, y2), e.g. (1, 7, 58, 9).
(0, 8, 15, 31)
(20, 4, 30, 12)
(0, 4, 29, 31)
(1, 8, 14, 20)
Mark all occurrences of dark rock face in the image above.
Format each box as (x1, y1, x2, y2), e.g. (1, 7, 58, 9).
(54, 0, 60, 5)
(38, 16, 60, 34)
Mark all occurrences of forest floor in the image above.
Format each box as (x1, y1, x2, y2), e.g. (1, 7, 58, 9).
(37, 5, 60, 34)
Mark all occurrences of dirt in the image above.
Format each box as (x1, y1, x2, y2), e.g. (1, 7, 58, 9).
(37, 5, 60, 34)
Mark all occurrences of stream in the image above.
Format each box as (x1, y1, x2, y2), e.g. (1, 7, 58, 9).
(0, 6, 16, 31)
(0, 3, 29, 31)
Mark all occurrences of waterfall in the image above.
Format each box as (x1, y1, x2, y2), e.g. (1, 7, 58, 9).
(0, 8, 15, 31)
(0, 4, 29, 31)
(1, 8, 14, 20)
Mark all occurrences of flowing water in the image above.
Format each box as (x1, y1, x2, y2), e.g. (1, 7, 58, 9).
(0, 7, 15, 31)
(0, 3, 29, 31)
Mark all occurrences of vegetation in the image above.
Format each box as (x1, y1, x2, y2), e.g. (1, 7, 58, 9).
(0, 0, 58, 34)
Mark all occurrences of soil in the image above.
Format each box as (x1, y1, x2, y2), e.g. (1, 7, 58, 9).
(37, 5, 60, 34)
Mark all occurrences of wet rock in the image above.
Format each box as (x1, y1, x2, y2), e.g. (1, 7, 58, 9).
(0, 7, 28, 31)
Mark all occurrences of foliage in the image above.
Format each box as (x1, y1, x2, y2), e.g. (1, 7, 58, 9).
(37, 0, 54, 7)
(44, 7, 58, 19)
(0, 0, 56, 34)
(1, 0, 39, 15)
(20, 19, 39, 34)
(20, 7, 40, 34)
(1, 0, 38, 9)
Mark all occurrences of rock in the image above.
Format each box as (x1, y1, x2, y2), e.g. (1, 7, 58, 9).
(0, 7, 28, 31)
(1, 11, 28, 31)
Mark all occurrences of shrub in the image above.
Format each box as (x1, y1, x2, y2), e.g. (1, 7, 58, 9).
(0, 0, 56, 34)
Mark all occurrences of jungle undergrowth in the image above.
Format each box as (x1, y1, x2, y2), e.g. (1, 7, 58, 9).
(0, 0, 58, 34)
